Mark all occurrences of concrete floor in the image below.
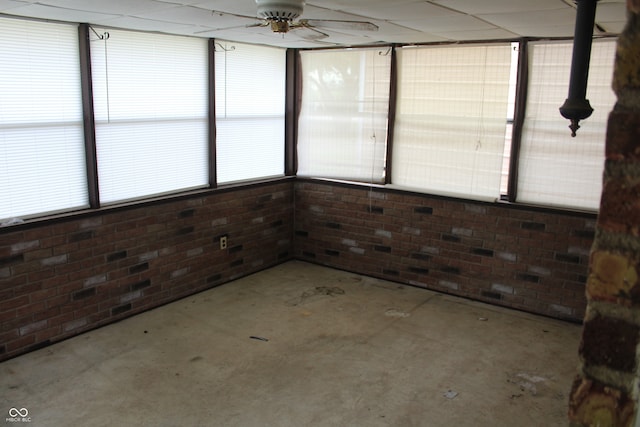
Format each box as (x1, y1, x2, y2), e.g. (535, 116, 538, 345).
(1, 260, 581, 427)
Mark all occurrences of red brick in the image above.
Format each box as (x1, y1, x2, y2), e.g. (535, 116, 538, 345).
(23, 248, 52, 262)
(47, 294, 70, 309)
(0, 295, 30, 312)
(0, 330, 19, 344)
(6, 335, 36, 352)
(48, 312, 75, 327)
(27, 268, 56, 282)
(23, 227, 51, 240)
(30, 288, 58, 303)
(3, 274, 28, 289)
(0, 308, 17, 323)
(16, 301, 46, 318)
(33, 307, 60, 322)
(41, 274, 70, 289)
(35, 325, 61, 342)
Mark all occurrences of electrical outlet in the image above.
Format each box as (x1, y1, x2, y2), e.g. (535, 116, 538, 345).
(220, 236, 228, 250)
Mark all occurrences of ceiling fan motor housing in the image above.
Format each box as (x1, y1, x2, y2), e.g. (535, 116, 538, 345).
(256, 0, 304, 21)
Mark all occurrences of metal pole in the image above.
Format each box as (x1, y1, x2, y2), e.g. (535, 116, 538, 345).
(559, 0, 598, 137)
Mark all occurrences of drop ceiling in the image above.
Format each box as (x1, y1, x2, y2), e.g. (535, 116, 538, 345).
(0, 0, 627, 48)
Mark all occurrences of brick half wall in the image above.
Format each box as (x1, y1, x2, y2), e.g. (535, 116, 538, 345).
(294, 179, 594, 322)
(0, 181, 294, 362)
(1, 177, 594, 361)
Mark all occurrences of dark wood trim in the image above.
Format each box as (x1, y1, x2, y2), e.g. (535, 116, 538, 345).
(506, 39, 529, 203)
(78, 23, 100, 209)
(285, 49, 298, 176)
(296, 177, 598, 218)
(208, 39, 217, 188)
(384, 45, 398, 185)
(0, 176, 295, 234)
(2, 175, 596, 236)
(296, 35, 617, 53)
(294, 50, 302, 174)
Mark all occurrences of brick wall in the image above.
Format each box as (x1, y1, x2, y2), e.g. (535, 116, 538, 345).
(294, 180, 594, 322)
(0, 181, 294, 362)
(0, 176, 599, 362)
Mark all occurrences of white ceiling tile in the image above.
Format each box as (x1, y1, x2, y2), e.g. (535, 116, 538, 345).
(478, 8, 576, 33)
(596, 2, 627, 22)
(35, 0, 174, 15)
(4, 3, 119, 22)
(308, 0, 409, 8)
(133, 5, 238, 26)
(398, 14, 496, 33)
(595, 21, 626, 34)
(345, 21, 444, 43)
(155, 0, 203, 5)
(0, 0, 30, 13)
(91, 15, 196, 33)
(340, 1, 457, 21)
(431, 0, 570, 14)
(192, 0, 258, 18)
(295, 4, 378, 21)
(380, 32, 449, 44)
(509, 25, 575, 38)
(431, 27, 520, 41)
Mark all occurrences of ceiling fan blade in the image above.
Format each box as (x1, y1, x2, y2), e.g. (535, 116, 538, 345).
(211, 9, 260, 21)
(194, 10, 268, 35)
(194, 22, 267, 35)
(290, 22, 329, 40)
(307, 40, 340, 47)
(299, 19, 379, 32)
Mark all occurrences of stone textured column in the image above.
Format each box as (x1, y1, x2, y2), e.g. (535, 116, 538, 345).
(569, 2, 640, 426)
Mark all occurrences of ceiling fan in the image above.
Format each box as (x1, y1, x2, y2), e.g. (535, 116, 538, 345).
(199, 0, 379, 41)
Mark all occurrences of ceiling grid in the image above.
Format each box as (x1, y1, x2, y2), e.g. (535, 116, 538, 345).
(0, 0, 626, 47)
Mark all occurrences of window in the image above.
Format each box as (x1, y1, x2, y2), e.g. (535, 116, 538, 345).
(0, 11, 619, 223)
(90, 28, 209, 204)
(0, 18, 87, 221)
(297, 47, 391, 183)
(517, 39, 616, 210)
(215, 41, 286, 184)
(392, 43, 513, 201)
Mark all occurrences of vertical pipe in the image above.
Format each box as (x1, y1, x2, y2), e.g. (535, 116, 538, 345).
(559, 0, 598, 136)
(568, 0, 597, 101)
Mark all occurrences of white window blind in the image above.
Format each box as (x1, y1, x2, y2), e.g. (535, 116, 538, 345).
(90, 29, 209, 204)
(392, 44, 512, 201)
(517, 39, 616, 210)
(215, 41, 285, 184)
(297, 48, 391, 182)
(0, 18, 87, 221)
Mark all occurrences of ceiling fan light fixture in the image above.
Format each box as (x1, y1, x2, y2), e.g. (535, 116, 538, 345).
(256, 0, 304, 22)
(270, 20, 290, 33)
